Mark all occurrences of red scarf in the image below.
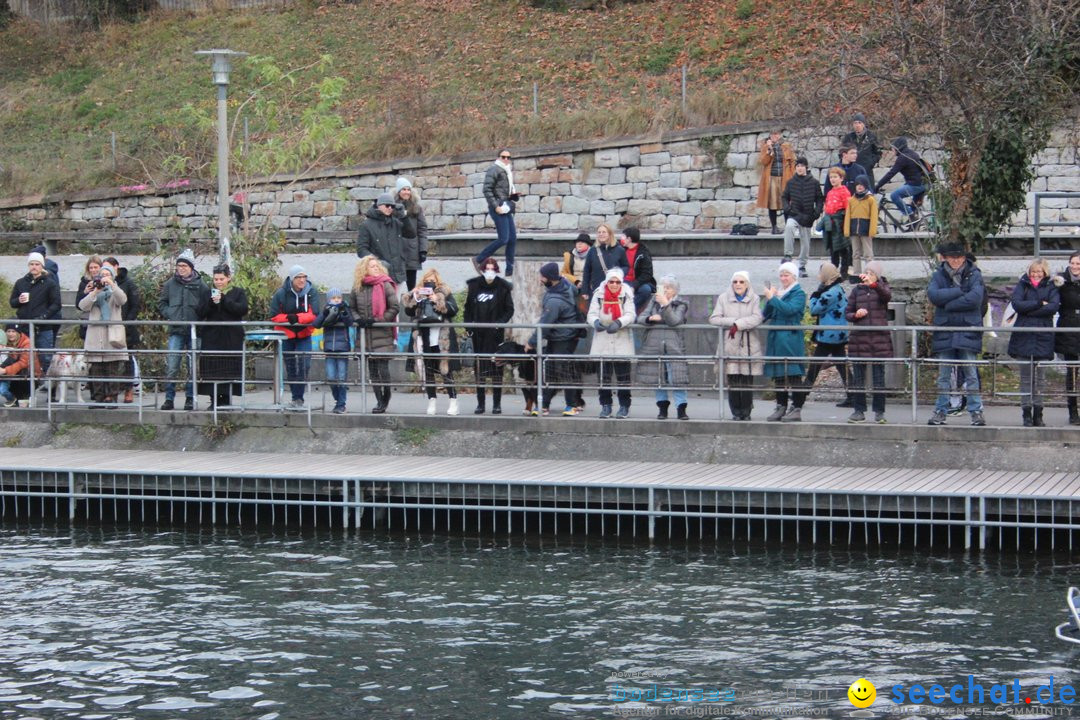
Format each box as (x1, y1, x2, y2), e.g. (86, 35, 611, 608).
(603, 284, 623, 321)
(362, 274, 397, 337)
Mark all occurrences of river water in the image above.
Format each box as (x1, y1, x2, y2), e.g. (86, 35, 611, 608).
(1, 526, 1078, 719)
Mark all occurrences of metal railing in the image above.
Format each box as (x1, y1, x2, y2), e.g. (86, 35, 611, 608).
(1033, 191, 1080, 257)
(3, 317, 1079, 426)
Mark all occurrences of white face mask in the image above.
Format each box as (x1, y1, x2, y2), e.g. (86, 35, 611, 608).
(482, 270, 497, 282)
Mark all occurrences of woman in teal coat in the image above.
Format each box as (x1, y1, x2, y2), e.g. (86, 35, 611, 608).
(763, 262, 807, 421)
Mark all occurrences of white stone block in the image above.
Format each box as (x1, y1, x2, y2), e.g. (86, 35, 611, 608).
(562, 195, 591, 214)
(548, 213, 580, 230)
(627, 166, 660, 182)
(646, 188, 688, 202)
(669, 155, 692, 172)
(601, 184, 634, 200)
(590, 200, 616, 215)
(627, 199, 663, 215)
(619, 147, 641, 166)
(594, 148, 620, 168)
(640, 152, 671, 166)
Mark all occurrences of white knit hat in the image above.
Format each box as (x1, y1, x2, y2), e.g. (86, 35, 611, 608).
(731, 271, 750, 284)
(779, 262, 799, 278)
(395, 177, 413, 193)
(605, 267, 625, 282)
(27, 252, 44, 266)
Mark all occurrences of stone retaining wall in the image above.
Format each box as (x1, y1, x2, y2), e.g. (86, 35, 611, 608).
(2, 120, 1077, 245)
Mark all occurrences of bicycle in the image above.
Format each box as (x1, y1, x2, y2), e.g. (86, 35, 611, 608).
(877, 191, 935, 233)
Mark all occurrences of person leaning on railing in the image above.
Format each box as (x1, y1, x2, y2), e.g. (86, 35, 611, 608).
(269, 264, 320, 411)
(587, 267, 636, 419)
(845, 261, 893, 425)
(709, 271, 764, 421)
(77, 264, 128, 407)
(637, 275, 689, 420)
(352, 255, 399, 415)
(1009, 258, 1060, 427)
(1056, 251, 1080, 426)
(403, 267, 460, 416)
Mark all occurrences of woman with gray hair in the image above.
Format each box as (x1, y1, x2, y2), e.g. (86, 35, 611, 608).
(637, 276, 690, 419)
(709, 270, 764, 420)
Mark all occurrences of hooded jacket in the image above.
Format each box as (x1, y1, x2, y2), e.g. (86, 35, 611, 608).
(158, 270, 211, 336)
(808, 278, 849, 345)
(1007, 273, 1060, 360)
(356, 204, 417, 283)
(464, 275, 515, 355)
(314, 301, 355, 353)
(529, 278, 579, 347)
(875, 138, 931, 190)
(0, 331, 42, 378)
(269, 270, 321, 340)
(846, 278, 894, 358)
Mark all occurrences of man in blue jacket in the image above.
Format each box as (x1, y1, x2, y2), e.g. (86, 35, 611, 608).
(926, 242, 985, 426)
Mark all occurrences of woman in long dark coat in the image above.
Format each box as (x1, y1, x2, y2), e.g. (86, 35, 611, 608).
(198, 263, 249, 409)
(1009, 258, 1060, 427)
(1056, 252, 1080, 425)
(464, 257, 514, 415)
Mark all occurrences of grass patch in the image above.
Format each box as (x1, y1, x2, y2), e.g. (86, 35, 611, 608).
(202, 418, 242, 442)
(396, 427, 437, 447)
(642, 43, 680, 74)
(131, 424, 157, 443)
(3, 435, 21, 448)
(46, 65, 97, 95)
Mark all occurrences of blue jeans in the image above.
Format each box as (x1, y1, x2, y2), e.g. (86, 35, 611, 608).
(631, 282, 654, 313)
(891, 184, 927, 216)
(0, 380, 12, 402)
(478, 209, 517, 276)
(165, 333, 193, 401)
(934, 349, 983, 413)
(33, 328, 55, 375)
(324, 353, 348, 406)
(654, 362, 687, 406)
(283, 336, 312, 401)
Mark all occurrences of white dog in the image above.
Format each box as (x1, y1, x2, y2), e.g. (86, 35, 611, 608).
(47, 351, 88, 403)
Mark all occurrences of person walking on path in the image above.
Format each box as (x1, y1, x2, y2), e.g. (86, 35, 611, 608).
(473, 149, 520, 279)
(756, 129, 796, 234)
(158, 249, 210, 411)
(781, 157, 823, 278)
(1008, 258, 1060, 427)
(926, 242, 986, 426)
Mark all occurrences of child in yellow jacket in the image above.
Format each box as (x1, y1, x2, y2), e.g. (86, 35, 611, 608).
(844, 174, 879, 280)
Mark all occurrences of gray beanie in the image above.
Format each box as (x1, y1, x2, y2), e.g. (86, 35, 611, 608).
(539, 263, 561, 282)
(395, 177, 413, 193)
(377, 192, 395, 207)
(176, 248, 196, 269)
(288, 265, 306, 282)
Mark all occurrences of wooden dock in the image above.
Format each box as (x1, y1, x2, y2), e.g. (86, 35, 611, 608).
(2, 448, 1079, 550)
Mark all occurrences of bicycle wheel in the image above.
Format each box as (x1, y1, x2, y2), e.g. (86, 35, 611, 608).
(878, 198, 906, 233)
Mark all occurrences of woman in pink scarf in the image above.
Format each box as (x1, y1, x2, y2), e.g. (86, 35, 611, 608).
(351, 255, 400, 413)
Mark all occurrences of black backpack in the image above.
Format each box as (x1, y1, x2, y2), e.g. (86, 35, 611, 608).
(731, 223, 759, 236)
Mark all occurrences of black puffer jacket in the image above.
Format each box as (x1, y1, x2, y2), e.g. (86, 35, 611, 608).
(1008, 273, 1060, 360)
(1055, 271, 1080, 356)
(782, 173, 824, 228)
(846, 279, 893, 358)
(356, 204, 417, 283)
(482, 162, 514, 212)
(464, 275, 514, 354)
(10, 271, 61, 324)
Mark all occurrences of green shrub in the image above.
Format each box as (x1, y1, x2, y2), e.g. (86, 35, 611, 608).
(735, 0, 753, 21)
(642, 43, 680, 74)
(47, 66, 97, 95)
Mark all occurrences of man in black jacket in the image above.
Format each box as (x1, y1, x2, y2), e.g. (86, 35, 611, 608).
(874, 137, 932, 221)
(840, 113, 882, 185)
(823, 146, 868, 197)
(781, 158, 824, 278)
(356, 192, 416, 285)
(10, 251, 61, 374)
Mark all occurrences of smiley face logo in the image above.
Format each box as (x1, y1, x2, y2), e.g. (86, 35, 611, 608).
(848, 678, 876, 708)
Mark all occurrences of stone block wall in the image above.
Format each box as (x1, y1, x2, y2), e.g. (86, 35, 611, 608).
(2, 121, 1078, 243)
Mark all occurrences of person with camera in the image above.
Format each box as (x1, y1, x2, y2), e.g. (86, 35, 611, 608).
(473, 149, 520, 280)
(104, 257, 141, 403)
(270, 265, 321, 410)
(77, 263, 128, 407)
(403, 267, 461, 416)
(356, 192, 417, 286)
(845, 261, 893, 424)
(157, 249, 211, 411)
(464, 258, 514, 415)
(197, 264, 248, 410)
(352, 255, 400, 414)
(314, 287, 355, 415)
(10, 250, 61, 377)
(75, 256, 104, 340)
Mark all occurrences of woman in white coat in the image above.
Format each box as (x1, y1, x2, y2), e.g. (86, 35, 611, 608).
(76, 263, 128, 406)
(587, 267, 636, 418)
(709, 270, 764, 420)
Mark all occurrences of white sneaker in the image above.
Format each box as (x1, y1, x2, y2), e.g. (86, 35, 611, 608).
(426, 398, 437, 415)
(447, 398, 459, 416)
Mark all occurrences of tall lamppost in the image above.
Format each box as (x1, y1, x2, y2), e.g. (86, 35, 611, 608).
(195, 49, 247, 268)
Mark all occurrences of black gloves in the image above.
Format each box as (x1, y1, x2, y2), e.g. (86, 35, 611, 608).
(286, 313, 299, 326)
(418, 251, 427, 264)
(359, 318, 375, 329)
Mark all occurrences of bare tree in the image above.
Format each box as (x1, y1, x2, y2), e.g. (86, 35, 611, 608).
(816, 0, 1079, 251)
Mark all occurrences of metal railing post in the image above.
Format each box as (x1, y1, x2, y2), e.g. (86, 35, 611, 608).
(910, 328, 919, 424)
(357, 326, 368, 414)
(189, 321, 198, 402)
(717, 327, 727, 420)
(535, 323, 545, 411)
(1034, 193, 1041, 257)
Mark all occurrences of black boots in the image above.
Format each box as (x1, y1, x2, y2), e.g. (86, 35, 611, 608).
(656, 401, 670, 419)
(491, 387, 502, 415)
(676, 403, 689, 420)
(372, 387, 391, 414)
(1033, 406, 1045, 427)
(1069, 398, 1080, 425)
(475, 388, 486, 414)
(1023, 407, 1033, 427)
